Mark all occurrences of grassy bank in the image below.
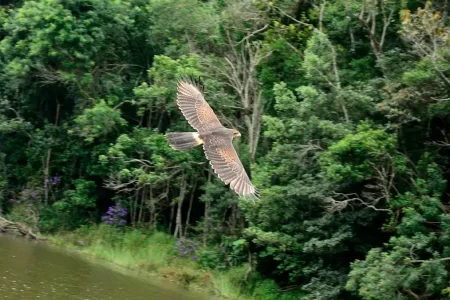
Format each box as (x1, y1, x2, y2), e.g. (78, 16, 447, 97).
(47, 224, 300, 300)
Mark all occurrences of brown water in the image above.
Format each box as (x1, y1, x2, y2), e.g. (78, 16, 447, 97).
(0, 234, 212, 300)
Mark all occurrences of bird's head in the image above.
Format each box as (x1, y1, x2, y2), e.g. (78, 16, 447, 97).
(232, 129, 241, 138)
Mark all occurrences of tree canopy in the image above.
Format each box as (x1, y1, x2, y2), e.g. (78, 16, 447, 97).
(2, 0, 450, 299)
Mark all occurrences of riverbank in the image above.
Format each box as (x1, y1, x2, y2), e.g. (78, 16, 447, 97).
(46, 225, 299, 300)
(0, 216, 44, 240)
(0, 233, 207, 300)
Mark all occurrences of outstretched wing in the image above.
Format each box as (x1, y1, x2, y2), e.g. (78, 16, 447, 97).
(203, 134, 258, 199)
(176, 78, 224, 132)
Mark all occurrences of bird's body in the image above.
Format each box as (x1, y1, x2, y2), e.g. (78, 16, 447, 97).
(165, 78, 258, 200)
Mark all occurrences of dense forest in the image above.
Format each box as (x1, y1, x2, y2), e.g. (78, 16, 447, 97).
(1, 0, 450, 299)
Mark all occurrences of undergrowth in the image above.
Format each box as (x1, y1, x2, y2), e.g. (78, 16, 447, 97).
(48, 224, 301, 300)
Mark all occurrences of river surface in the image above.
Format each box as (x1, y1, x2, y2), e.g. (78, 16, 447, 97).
(0, 234, 213, 300)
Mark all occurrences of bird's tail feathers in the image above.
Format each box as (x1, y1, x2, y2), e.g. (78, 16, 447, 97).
(166, 132, 203, 150)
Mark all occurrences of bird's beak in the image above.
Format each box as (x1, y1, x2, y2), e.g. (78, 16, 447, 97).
(238, 132, 241, 137)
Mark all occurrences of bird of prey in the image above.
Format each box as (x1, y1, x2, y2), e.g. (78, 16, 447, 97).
(166, 78, 259, 200)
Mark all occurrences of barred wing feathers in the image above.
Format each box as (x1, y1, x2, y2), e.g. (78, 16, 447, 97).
(203, 134, 258, 199)
(176, 79, 224, 132)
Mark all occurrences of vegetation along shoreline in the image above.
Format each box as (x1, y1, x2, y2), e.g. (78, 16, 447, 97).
(2, 0, 450, 299)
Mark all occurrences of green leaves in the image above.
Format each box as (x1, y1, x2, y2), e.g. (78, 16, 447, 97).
(40, 179, 97, 231)
(0, 0, 141, 103)
(320, 122, 401, 184)
(347, 154, 450, 299)
(62, 179, 96, 209)
(1, 0, 450, 299)
(347, 233, 449, 300)
(303, 31, 338, 87)
(133, 54, 202, 126)
(70, 99, 126, 143)
(146, 0, 219, 55)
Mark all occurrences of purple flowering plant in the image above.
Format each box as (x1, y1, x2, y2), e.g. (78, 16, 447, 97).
(9, 174, 61, 208)
(44, 174, 61, 189)
(175, 238, 200, 261)
(101, 202, 128, 227)
(9, 187, 43, 209)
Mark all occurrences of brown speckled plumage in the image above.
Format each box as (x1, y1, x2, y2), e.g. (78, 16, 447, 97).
(165, 78, 258, 200)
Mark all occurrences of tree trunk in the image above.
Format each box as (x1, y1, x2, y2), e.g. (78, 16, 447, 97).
(184, 178, 196, 237)
(44, 102, 60, 204)
(444, 0, 449, 20)
(343, 0, 356, 52)
(327, 41, 350, 123)
(174, 174, 186, 238)
(357, 0, 393, 63)
(0, 154, 6, 216)
(168, 207, 174, 234)
(147, 108, 152, 128)
(44, 149, 51, 203)
(148, 186, 154, 229)
(168, 196, 175, 235)
(132, 190, 139, 227)
(230, 201, 237, 235)
(244, 249, 253, 282)
(138, 186, 145, 225)
(203, 169, 212, 246)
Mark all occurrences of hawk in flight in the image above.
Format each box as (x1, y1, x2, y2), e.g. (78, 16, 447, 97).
(166, 78, 259, 200)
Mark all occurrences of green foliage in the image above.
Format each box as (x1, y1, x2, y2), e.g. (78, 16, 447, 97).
(0, 0, 134, 89)
(146, 0, 219, 56)
(63, 179, 96, 208)
(1, 0, 450, 299)
(40, 179, 97, 232)
(303, 31, 340, 88)
(70, 99, 127, 142)
(320, 122, 403, 183)
(347, 157, 450, 299)
(7, 202, 40, 230)
(133, 54, 202, 129)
